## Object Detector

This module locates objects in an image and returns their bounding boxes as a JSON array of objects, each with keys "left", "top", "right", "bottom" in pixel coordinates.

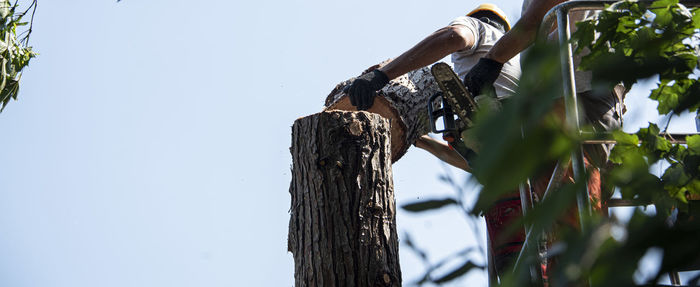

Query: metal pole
[
  {"left": 669, "top": 271, "right": 681, "bottom": 286},
  {"left": 487, "top": 232, "right": 498, "bottom": 286},
  {"left": 556, "top": 7, "right": 592, "bottom": 231},
  {"left": 519, "top": 181, "right": 544, "bottom": 284}
]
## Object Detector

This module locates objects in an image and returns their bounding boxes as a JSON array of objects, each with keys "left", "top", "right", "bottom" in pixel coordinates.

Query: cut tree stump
[
  {"left": 288, "top": 110, "right": 400, "bottom": 287},
  {"left": 325, "top": 65, "right": 439, "bottom": 162}
]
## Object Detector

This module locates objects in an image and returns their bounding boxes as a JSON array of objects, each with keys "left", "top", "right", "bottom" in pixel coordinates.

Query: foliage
[
  {"left": 575, "top": 0, "right": 700, "bottom": 217},
  {"left": 402, "top": 0, "right": 700, "bottom": 285},
  {"left": 0, "top": 0, "right": 37, "bottom": 113},
  {"left": 572, "top": 0, "right": 700, "bottom": 114},
  {"left": 401, "top": 166, "right": 487, "bottom": 285}
]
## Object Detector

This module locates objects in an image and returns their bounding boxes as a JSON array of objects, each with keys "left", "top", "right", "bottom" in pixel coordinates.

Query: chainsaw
[{"left": 428, "top": 62, "right": 479, "bottom": 167}]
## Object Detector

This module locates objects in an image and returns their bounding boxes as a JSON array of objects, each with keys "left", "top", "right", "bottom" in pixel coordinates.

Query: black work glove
[
  {"left": 463, "top": 58, "right": 504, "bottom": 98},
  {"left": 345, "top": 69, "right": 390, "bottom": 110}
]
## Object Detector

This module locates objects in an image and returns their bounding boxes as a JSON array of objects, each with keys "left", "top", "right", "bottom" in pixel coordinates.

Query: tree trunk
[
  {"left": 324, "top": 65, "right": 439, "bottom": 163},
  {"left": 288, "top": 110, "right": 401, "bottom": 287}
]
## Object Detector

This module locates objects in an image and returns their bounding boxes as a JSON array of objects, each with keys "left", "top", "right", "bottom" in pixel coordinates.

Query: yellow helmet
[{"left": 467, "top": 3, "right": 511, "bottom": 32}]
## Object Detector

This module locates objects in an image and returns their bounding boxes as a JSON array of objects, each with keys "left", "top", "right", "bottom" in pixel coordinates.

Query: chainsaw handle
[{"left": 427, "top": 91, "right": 457, "bottom": 134}]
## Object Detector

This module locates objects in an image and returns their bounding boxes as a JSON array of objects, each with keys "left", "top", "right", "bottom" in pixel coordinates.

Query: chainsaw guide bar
[{"left": 430, "top": 62, "right": 477, "bottom": 124}]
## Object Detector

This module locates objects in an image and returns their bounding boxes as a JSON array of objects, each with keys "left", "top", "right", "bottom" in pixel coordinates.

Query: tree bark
[
  {"left": 324, "top": 65, "right": 439, "bottom": 163},
  {"left": 288, "top": 111, "right": 400, "bottom": 287}
]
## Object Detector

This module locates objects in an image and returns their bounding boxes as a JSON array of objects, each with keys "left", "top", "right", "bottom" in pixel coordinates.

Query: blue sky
[{"left": 0, "top": 1, "right": 697, "bottom": 286}]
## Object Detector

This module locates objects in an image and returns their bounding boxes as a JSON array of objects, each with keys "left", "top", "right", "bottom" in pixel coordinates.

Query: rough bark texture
[
  {"left": 288, "top": 111, "right": 400, "bottom": 287},
  {"left": 324, "top": 65, "right": 440, "bottom": 163}
]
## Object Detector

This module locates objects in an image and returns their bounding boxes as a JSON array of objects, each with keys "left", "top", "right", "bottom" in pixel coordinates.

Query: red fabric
[{"left": 485, "top": 193, "right": 525, "bottom": 275}]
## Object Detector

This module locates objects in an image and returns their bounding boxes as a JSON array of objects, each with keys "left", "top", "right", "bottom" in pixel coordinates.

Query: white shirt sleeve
[{"left": 448, "top": 16, "right": 481, "bottom": 55}]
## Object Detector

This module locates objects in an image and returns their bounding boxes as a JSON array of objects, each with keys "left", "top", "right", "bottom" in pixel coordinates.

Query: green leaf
[
  {"left": 613, "top": 130, "right": 639, "bottom": 145},
  {"left": 609, "top": 144, "right": 637, "bottom": 164},
  {"left": 667, "top": 51, "right": 698, "bottom": 77},
  {"left": 688, "top": 135, "right": 700, "bottom": 155},
  {"left": 653, "top": 0, "right": 679, "bottom": 7},
  {"left": 572, "top": 20, "right": 596, "bottom": 54},
  {"left": 652, "top": 5, "right": 674, "bottom": 26},
  {"left": 687, "top": 179, "right": 700, "bottom": 195},
  {"left": 432, "top": 260, "right": 482, "bottom": 284},
  {"left": 0, "top": 0, "right": 36, "bottom": 114},
  {"left": 662, "top": 164, "right": 690, "bottom": 188},
  {"left": 402, "top": 233, "right": 428, "bottom": 262},
  {"left": 650, "top": 84, "right": 675, "bottom": 114},
  {"left": 401, "top": 198, "right": 458, "bottom": 212},
  {"left": 636, "top": 124, "right": 672, "bottom": 160}
]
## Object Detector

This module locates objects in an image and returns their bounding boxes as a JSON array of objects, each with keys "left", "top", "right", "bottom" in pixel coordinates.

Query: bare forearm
[
  {"left": 415, "top": 135, "right": 471, "bottom": 172},
  {"left": 380, "top": 26, "right": 473, "bottom": 79},
  {"left": 485, "top": 21, "right": 538, "bottom": 63}
]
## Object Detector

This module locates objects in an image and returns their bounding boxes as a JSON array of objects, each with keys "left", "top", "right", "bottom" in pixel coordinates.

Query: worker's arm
[
  {"left": 486, "top": 0, "right": 566, "bottom": 63},
  {"left": 378, "top": 25, "right": 475, "bottom": 79},
  {"left": 462, "top": 0, "right": 566, "bottom": 96},
  {"left": 414, "top": 135, "right": 472, "bottom": 172},
  {"left": 347, "top": 25, "right": 476, "bottom": 110}
]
